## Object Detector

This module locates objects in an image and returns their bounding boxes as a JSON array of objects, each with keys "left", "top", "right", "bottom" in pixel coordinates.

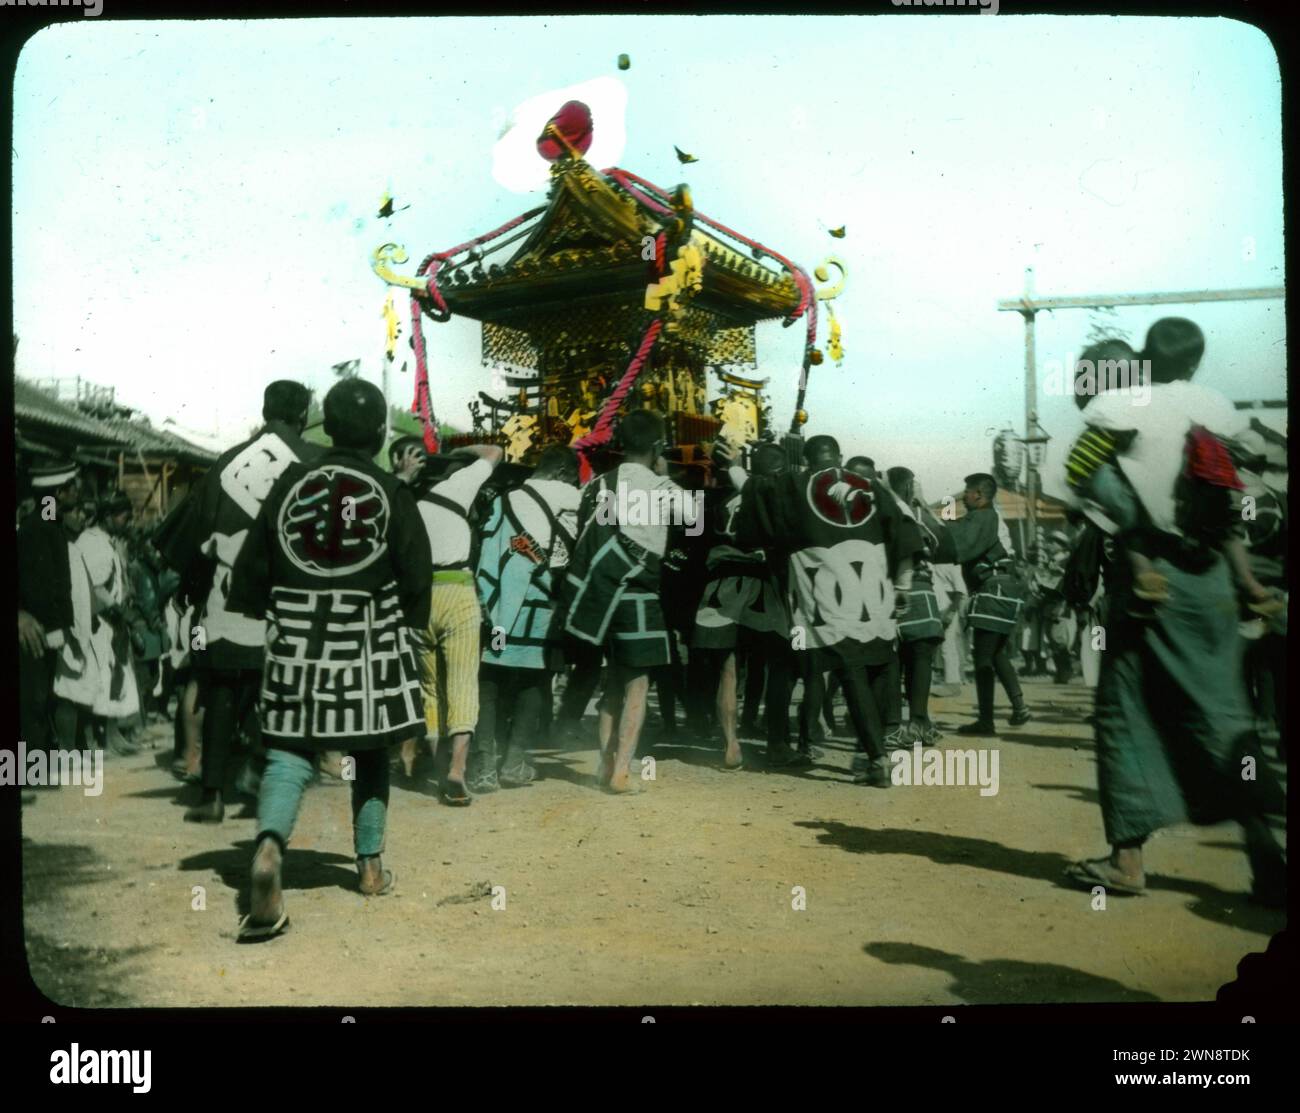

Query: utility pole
[
  {"left": 382, "top": 353, "right": 392, "bottom": 448},
  {"left": 1020, "top": 267, "right": 1038, "bottom": 557}
]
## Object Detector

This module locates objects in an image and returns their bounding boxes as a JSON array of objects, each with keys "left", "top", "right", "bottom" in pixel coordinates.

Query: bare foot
[
  {"left": 357, "top": 855, "right": 394, "bottom": 896},
  {"left": 398, "top": 737, "right": 417, "bottom": 778},
  {"left": 606, "top": 771, "right": 633, "bottom": 794},
  {"left": 249, "top": 836, "right": 284, "bottom": 925},
  {"left": 183, "top": 791, "right": 224, "bottom": 824},
  {"left": 597, "top": 750, "right": 615, "bottom": 787}
]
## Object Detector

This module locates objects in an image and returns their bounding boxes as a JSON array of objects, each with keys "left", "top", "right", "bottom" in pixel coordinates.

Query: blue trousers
[{"left": 257, "top": 746, "right": 389, "bottom": 858}]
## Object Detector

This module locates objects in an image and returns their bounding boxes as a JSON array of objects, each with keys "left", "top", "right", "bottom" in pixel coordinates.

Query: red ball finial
[{"left": 536, "top": 100, "right": 594, "bottom": 162}]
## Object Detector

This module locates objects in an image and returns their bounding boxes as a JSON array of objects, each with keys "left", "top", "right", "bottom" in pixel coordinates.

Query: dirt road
[{"left": 20, "top": 678, "right": 1284, "bottom": 1008}]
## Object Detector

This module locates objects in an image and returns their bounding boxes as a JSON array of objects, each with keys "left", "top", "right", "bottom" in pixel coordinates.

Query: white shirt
[
  {"left": 419, "top": 458, "right": 494, "bottom": 568},
  {"left": 1083, "top": 380, "right": 1246, "bottom": 534},
  {"left": 77, "top": 526, "right": 126, "bottom": 607},
  {"left": 589, "top": 461, "right": 682, "bottom": 558},
  {"left": 931, "top": 562, "right": 965, "bottom": 611}
]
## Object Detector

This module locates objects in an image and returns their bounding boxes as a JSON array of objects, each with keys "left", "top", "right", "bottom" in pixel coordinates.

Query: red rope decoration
[
  {"left": 603, "top": 167, "right": 820, "bottom": 431},
  {"left": 408, "top": 293, "right": 439, "bottom": 453},
  {"left": 570, "top": 317, "right": 665, "bottom": 483},
  {"left": 603, "top": 167, "right": 817, "bottom": 353},
  {"left": 407, "top": 205, "right": 546, "bottom": 453}
]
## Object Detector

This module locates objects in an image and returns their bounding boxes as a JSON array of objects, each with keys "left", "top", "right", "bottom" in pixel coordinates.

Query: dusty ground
[{"left": 20, "top": 677, "right": 1286, "bottom": 1008}]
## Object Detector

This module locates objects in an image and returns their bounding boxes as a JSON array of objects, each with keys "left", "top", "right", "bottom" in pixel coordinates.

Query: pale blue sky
[{"left": 12, "top": 15, "right": 1285, "bottom": 496}]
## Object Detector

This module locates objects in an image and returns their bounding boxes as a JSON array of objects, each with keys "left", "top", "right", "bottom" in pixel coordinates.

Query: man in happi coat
[
  {"left": 227, "top": 379, "right": 432, "bottom": 941},
  {"left": 736, "top": 435, "right": 924, "bottom": 788},
  {"left": 692, "top": 440, "right": 794, "bottom": 770},
  {"left": 564, "top": 410, "right": 681, "bottom": 794},
  {"left": 409, "top": 442, "right": 502, "bottom": 802},
  {"left": 471, "top": 445, "right": 580, "bottom": 792},
  {"left": 884, "top": 467, "right": 948, "bottom": 746},
  {"left": 930, "top": 472, "right": 1032, "bottom": 735},
  {"left": 158, "top": 380, "right": 321, "bottom": 823}
]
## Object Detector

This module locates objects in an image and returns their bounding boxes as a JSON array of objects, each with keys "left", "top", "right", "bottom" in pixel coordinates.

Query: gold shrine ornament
[
  {"left": 382, "top": 292, "right": 401, "bottom": 360},
  {"left": 644, "top": 241, "right": 705, "bottom": 314},
  {"left": 370, "top": 243, "right": 430, "bottom": 292},
  {"left": 714, "top": 394, "right": 760, "bottom": 447},
  {"left": 500, "top": 413, "right": 538, "bottom": 463},
  {"left": 826, "top": 303, "right": 843, "bottom": 364}
]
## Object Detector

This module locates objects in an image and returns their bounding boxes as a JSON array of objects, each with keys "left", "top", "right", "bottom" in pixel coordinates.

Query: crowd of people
[
  {"left": 15, "top": 316, "right": 1287, "bottom": 941},
  {"left": 18, "top": 480, "right": 187, "bottom": 760}
]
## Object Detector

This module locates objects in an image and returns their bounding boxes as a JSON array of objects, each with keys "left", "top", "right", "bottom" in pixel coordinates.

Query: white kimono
[
  {"left": 52, "top": 542, "right": 104, "bottom": 709},
  {"left": 76, "top": 526, "right": 141, "bottom": 719}
]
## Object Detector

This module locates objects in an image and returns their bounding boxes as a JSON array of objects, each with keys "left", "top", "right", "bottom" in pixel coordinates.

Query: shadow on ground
[
  {"left": 795, "top": 819, "right": 1282, "bottom": 933},
  {"left": 179, "top": 841, "right": 356, "bottom": 916},
  {"left": 22, "top": 839, "right": 158, "bottom": 1008},
  {"left": 863, "top": 941, "right": 1161, "bottom": 1004},
  {"left": 26, "top": 930, "right": 157, "bottom": 1009}
]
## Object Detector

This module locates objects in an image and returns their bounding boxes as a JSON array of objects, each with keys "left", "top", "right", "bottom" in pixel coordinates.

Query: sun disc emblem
[
  {"left": 807, "top": 468, "right": 875, "bottom": 528},
  {"left": 278, "top": 465, "right": 390, "bottom": 575}
]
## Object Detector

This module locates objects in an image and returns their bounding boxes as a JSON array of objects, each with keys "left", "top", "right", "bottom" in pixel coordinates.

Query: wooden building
[{"left": 14, "top": 377, "right": 216, "bottom": 522}]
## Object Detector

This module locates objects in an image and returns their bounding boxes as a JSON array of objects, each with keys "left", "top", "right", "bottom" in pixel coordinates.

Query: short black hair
[
  {"left": 844, "top": 455, "right": 875, "bottom": 478},
  {"left": 619, "top": 409, "right": 666, "bottom": 456},
  {"left": 1074, "top": 339, "right": 1137, "bottom": 410},
  {"left": 964, "top": 472, "right": 998, "bottom": 501},
  {"left": 533, "top": 444, "right": 579, "bottom": 484},
  {"left": 263, "top": 380, "right": 313, "bottom": 425},
  {"left": 885, "top": 466, "right": 914, "bottom": 497},
  {"left": 751, "top": 442, "right": 787, "bottom": 477},
  {"left": 1140, "top": 317, "right": 1204, "bottom": 384},
  {"left": 805, "top": 435, "right": 841, "bottom": 467},
  {"left": 324, "top": 379, "right": 387, "bottom": 453}
]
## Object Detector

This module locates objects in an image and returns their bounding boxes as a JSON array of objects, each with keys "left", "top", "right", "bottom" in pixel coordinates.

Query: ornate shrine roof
[{"left": 431, "top": 158, "right": 802, "bottom": 326}]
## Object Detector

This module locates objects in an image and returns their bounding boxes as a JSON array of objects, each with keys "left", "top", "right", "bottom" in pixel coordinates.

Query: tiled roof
[
  {"left": 95, "top": 415, "right": 218, "bottom": 463},
  {"left": 13, "top": 378, "right": 217, "bottom": 463},
  {"left": 14, "top": 377, "right": 124, "bottom": 443}
]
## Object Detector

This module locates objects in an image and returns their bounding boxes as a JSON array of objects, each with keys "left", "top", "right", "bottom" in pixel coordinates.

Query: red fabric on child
[{"left": 1183, "top": 425, "right": 1244, "bottom": 490}]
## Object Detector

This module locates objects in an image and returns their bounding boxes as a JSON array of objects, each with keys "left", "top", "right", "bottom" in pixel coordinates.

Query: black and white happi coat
[
  {"left": 692, "top": 484, "right": 789, "bottom": 648},
  {"left": 737, "top": 465, "right": 924, "bottom": 665},
  {"left": 227, "top": 446, "right": 433, "bottom": 752},
  {"left": 160, "top": 420, "right": 322, "bottom": 672}
]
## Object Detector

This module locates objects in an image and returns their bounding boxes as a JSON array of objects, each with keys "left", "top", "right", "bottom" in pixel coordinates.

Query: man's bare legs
[
  {"left": 597, "top": 690, "right": 619, "bottom": 786},
  {"left": 447, "top": 731, "right": 471, "bottom": 785},
  {"left": 398, "top": 736, "right": 419, "bottom": 778},
  {"left": 717, "top": 651, "right": 743, "bottom": 768},
  {"left": 180, "top": 677, "right": 203, "bottom": 779},
  {"left": 608, "top": 672, "right": 649, "bottom": 793}
]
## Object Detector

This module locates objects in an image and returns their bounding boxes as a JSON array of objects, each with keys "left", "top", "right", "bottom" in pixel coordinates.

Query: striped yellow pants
[{"left": 420, "top": 576, "right": 482, "bottom": 739}]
